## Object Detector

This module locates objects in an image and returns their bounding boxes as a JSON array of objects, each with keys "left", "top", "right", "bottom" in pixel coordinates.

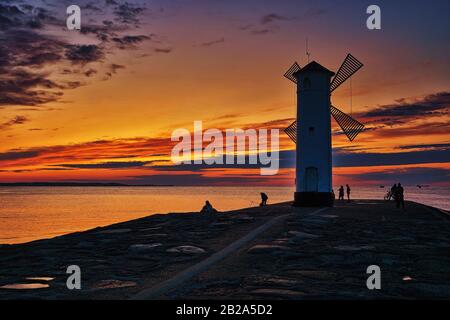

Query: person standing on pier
[
  {"left": 395, "top": 183, "right": 405, "bottom": 210},
  {"left": 260, "top": 192, "right": 268, "bottom": 206},
  {"left": 389, "top": 184, "right": 397, "bottom": 200},
  {"left": 346, "top": 184, "right": 351, "bottom": 202},
  {"left": 338, "top": 186, "right": 344, "bottom": 200}
]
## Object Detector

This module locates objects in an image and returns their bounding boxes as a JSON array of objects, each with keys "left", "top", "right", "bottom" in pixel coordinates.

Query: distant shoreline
[{"left": 0, "top": 182, "right": 174, "bottom": 187}]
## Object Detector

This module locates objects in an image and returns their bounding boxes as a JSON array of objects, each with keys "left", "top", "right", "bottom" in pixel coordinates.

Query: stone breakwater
[{"left": 0, "top": 200, "right": 449, "bottom": 299}]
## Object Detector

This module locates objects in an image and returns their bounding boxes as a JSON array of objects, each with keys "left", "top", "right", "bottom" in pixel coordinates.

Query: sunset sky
[{"left": 0, "top": 0, "right": 449, "bottom": 186}]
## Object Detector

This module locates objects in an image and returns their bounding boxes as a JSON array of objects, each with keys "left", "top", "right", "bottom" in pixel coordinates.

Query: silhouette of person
[
  {"left": 389, "top": 184, "right": 397, "bottom": 200},
  {"left": 346, "top": 184, "right": 351, "bottom": 202},
  {"left": 395, "top": 183, "right": 405, "bottom": 210},
  {"left": 338, "top": 186, "right": 344, "bottom": 200},
  {"left": 201, "top": 200, "right": 217, "bottom": 214},
  {"left": 260, "top": 192, "right": 268, "bottom": 206},
  {"left": 331, "top": 189, "right": 336, "bottom": 200}
]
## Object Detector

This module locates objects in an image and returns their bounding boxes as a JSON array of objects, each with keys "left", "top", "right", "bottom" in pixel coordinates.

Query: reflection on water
[{"left": 0, "top": 186, "right": 448, "bottom": 244}]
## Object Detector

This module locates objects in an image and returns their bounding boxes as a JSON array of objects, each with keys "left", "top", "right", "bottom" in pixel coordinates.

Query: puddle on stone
[
  {"left": 319, "top": 215, "right": 339, "bottom": 218},
  {"left": 26, "top": 277, "right": 54, "bottom": 281},
  {"left": 0, "top": 283, "right": 49, "bottom": 289},
  {"left": 92, "top": 279, "right": 137, "bottom": 290}
]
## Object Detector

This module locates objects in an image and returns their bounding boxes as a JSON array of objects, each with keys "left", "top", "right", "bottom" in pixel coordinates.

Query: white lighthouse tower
[
  {"left": 283, "top": 54, "right": 365, "bottom": 207},
  {"left": 294, "top": 62, "right": 335, "bottom": 206}
]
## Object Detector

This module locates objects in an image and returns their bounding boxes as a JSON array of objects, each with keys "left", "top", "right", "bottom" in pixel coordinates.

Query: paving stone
[
  {"left": 250, "top": 288, "right": 305, "bottom": 298},
  {"left": 247, "top": 244, "right": 290, "bottom": 254},
  {"left": 75, "top": 241, "right": 95, "bottom": 248},
  {"left": 128, "top": 243, "right": 162, "bottom": 253},
  {"left": 96, "top": 228, "right": 132, "bottom": 234},
  {"left": 288, "top": 231, "right": 320, "bottom": 239},
  {"left": 166, "top": 246, "right": 206, "bottom": 254},
  {"left": 288, "top": 270, "right": 336, "bottom": 280},
  {"left": 91, "top": 280, "right": 137, "bottom": 290},
  {"left": 410, "top": 283, "right": 450, "bottom": 296},
  {"left": 334, "top": 245, "right": 375, "bottom": 251}
]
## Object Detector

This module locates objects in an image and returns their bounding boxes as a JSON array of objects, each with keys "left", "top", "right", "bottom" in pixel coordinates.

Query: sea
[{"left": 0, "top": 186, "right": 448, "bottom": 244}]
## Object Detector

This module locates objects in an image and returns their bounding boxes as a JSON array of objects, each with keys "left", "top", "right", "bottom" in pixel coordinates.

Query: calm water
[{"left": 0, "top": 186, "right": 448, "bottom": 244}]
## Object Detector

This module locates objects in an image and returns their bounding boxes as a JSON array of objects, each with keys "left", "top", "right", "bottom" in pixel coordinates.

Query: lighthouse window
[{"left": 304, "top": 78, "right": 311, "bottom": 88}]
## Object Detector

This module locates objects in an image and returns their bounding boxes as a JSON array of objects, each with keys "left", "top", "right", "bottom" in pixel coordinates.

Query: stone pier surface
[{"left": 0, "top": 200, "right": 449, "bottom": 299}]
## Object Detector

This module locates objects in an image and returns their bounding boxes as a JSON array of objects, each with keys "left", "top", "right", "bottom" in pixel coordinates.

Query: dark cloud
[
  {"left": 370, "top": 121, "right": 449, "bottom": 138},
  {"left": 0, "top": 1, "right": 152, "bottom": 107},
  {"left": 54, "top": 161, "right": 151, "bottom": 169},
  {"left": 114, "top": 2, "right": 145, "bottom": 24},
  {"left": 150, "top": 163, "right": 265, "bottom": 172},
  {"left": 0, "top": 135, "right": 174, "bottom": 167},
  {"left": 0, "top": 150, "right": 39, "bottom": 161},
  {"left": 81, "top": 3, "right": 101, "bottom": 12},
  {"left": 333, "top": 148, "right": 450, "bottom": 167},
  {"left": 65, "top": 45, "right": 105, "bottom": 64},
  {"left": 110, "top": 63, "right": 125, "bottom": 73},
  {"left": 239, "top": 11, "right": 301, "bottom": 36},
  {"left": 84, "top": 68, "right": 98, "bottom": 77},
  {"left": 0, "top": 69, "right": 64, "bottom": 106},
  {"left": 261, "top": 13, "right": 290, "bottom": 24},
  {"left": 346, "top": 167, "right": 450, "bottom": 185},
  {"left": 103, "top": 63, "right": 125, "bottom": 79},
  {"left": 251, "top": 28, "right": 274, "bottom": 35},
  {"left": 199, "top": 37, "right": 225, "bottom": 47},
  {"left": 129, "top": 173, "right": 268, "bottom": 186},
  {"left": 79, "top": 24, "right": 113, "bottom": 42},
  {"left": 0, "top": 115, "right": 29, "bottom": 130},
  {"left": 0, "top": 7, "right": 73, "bottom": 106},
  {"left": 24, "top": 52, "right": 62, "bottom": 67},
  {"left": 154, "top": 47, "right": 172, "bottom": 53},
  {"left": 363, "top": 92, "right": 450, "bottom": 120},
  {"left": 398, "top": 143, "right": 450, "bottom": 150},
  {"left": 112, "top": 35, "right": 151, "bottom": 49},
  {"left": 275, "top": 147, "right": 450, "bottom": 169},
  {"left": 0, "top": 3, "right": 60, "bottom": 30},
  {"left": 306, "top": 8, "right": 327, "bottom": 17}
]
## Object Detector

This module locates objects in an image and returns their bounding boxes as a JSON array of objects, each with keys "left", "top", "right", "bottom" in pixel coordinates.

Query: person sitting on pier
[
  {"left": 201, "top": 200, "right": 217, "bottom": 214},
  {"left": 346, "top": 184, "right": 351, "bottom": 202},
  {"left": 260, "top": 192, "right": 268, "bottom": 206},
  {"left": 338, "top": 186, "right": 344, "bottom": 200}
]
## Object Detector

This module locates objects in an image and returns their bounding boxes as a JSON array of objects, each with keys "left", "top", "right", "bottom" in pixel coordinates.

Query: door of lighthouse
[{"left": 305, "top": 167, "right": 318, "bottom": 192}]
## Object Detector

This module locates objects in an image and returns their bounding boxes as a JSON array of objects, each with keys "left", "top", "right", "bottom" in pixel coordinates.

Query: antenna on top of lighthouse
[{"left": 306, "top": 38, "right": 311, "bottom": 63}]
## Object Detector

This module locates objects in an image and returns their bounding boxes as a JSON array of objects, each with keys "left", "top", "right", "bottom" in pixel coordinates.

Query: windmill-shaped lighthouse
[{"left": 283, "top": 54, "right": 365, "bottom": 206}]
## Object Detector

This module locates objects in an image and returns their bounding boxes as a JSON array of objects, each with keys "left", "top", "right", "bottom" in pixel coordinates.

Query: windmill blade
[
  {"left": 330, "top": 54, "right": 363, "bottom": 92},
  {"left": 331, "top": 105, "right": 364, "bottom": 141},
  {"left": 283, "top": 62, "right": 301, "bottom": 83},
  {"left": 284, "top": 120, "right": 297, "bottom": 143}
]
